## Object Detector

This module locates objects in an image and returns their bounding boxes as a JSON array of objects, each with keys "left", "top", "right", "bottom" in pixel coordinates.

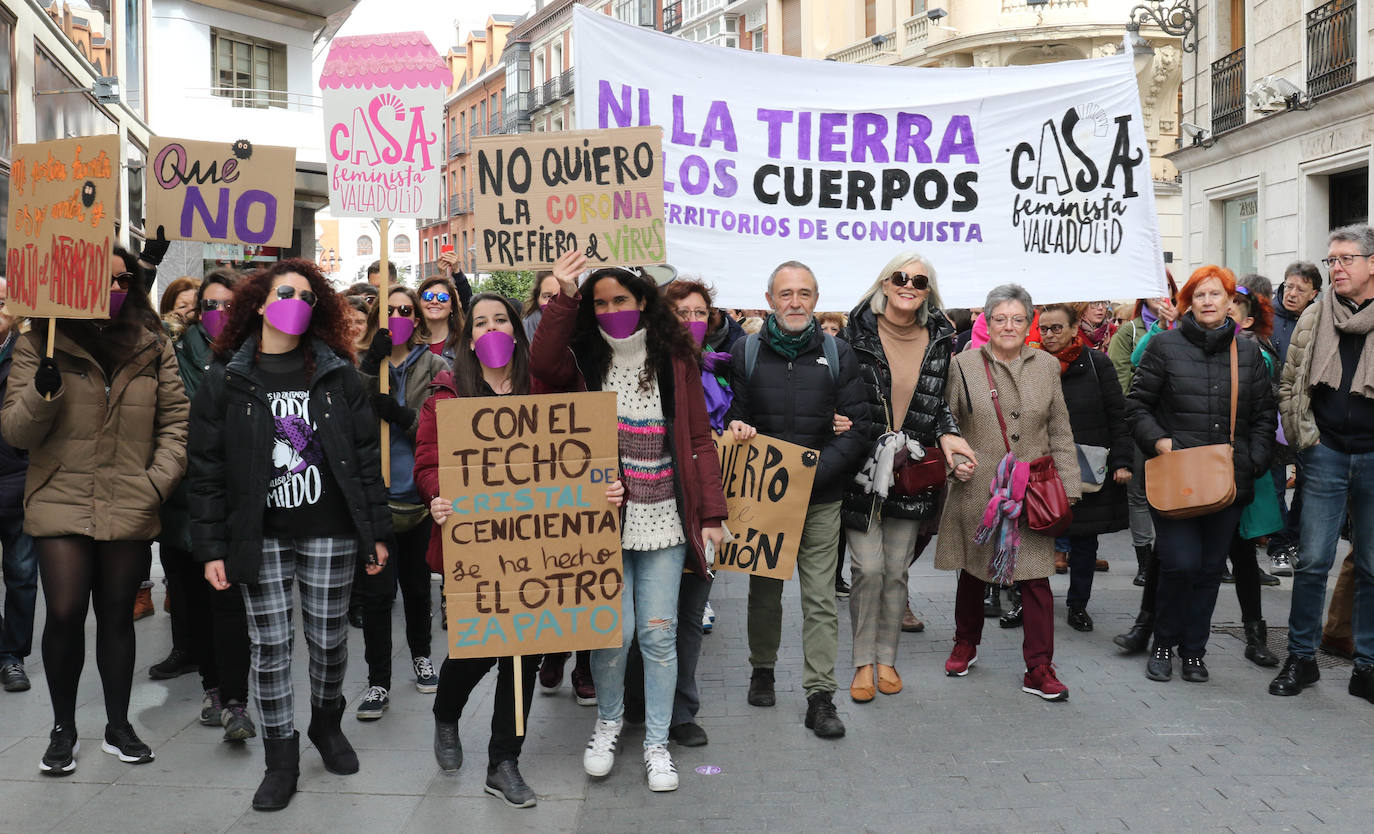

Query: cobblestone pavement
[{"left": 1, "top": 530, "right": 1370, "bottom": 833}]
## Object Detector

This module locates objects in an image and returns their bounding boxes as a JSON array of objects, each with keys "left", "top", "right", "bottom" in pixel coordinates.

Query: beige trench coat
[{"left": 935, "top": 345, "right": 1080, "bottom": 582}]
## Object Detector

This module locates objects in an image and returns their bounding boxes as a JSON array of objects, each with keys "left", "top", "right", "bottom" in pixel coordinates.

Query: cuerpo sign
[{"left": 573, "top": 6, "right": 1167, "bottom": 309}]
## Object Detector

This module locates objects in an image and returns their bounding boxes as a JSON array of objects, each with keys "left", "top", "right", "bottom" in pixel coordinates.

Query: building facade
[{"left": 1170, "top": 0, "right": 1370, "bottom": 278}]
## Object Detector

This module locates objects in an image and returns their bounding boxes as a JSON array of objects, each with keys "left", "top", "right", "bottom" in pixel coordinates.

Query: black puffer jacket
[
  {"left": 1126, "top": 313, "right": 1275, "bottom": 506},
  {"left": 727, "top": 322, "right": 880, "bottom": 504},
  {"left": 1059, "top": 347, "right": 1132, "bottom": 536},
  {"left": 840, "top": 305, "right": 959, "bottom": 531},
  {"left": 189, "top": 335, "right": 393, "bottom": 583}
]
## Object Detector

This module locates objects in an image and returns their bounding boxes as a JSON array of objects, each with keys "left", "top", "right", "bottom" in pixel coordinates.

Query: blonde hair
[{"left": 860, "top": 252, "right": 943, "bottom": 325}]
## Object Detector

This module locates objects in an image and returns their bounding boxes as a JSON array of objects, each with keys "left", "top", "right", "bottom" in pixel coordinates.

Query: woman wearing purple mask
[
  {"left": 1, "top": 246, "right": 189, "bottom": 776},
  {"left": 529, "top": 252, "right": 728, "bottom": 793},
  {"left": 188, "top": 260, "right": 391, "bottom": 812},
  {"left": 154, "top": 266, "right": 257, "bottom": 741},
  {"left": 351, "top": 286, "right": 448, "bottom": 720}
]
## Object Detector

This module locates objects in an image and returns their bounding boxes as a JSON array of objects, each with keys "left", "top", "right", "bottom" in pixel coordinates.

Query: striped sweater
[{"left": 604, "top": 328, "right": 686, "bottom": 552}]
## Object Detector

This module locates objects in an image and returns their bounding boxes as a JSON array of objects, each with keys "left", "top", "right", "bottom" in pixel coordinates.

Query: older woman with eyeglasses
[
  {"left": 1077, "top": 300, "right": 1118, "bottom": 351},
  {"left": 936, "top": 284, "right": 1079, "bottom": 701},
  {"left": 840, "top": 253, "right": 974, "bottom": 702}
]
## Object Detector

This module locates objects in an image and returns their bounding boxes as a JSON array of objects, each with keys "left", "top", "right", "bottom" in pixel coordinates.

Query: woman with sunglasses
[
  {"left": 418, "top": 276, "right": 468, "bottom": 360},
  {"left": 152, "top": 268, "right": 257, "bottom": 740},
  {"left": 840, "top": 254, "right": 973, "bottom": 702},
  {"left": 189, "top": 260, "right": 392, "bottom": 812},
  {"left": 351, "top": 287, "right": 449, "bottom": 720},
  {"left": 530, "top": 251, "right": 727, "bottom": 793},
  {"left": 1, "top": 247, "right": 189, "bottom": 774}
]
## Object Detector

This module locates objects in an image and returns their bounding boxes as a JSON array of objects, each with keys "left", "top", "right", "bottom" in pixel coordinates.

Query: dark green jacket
[{"left": 159, "top": 323, "right": 216, "bottom": 550}]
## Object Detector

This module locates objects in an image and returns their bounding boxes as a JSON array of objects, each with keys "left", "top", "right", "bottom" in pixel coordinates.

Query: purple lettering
[
  {"left": 937, "top": 115, "right": 979, "bottom": 164},
  {"left": 756, "top": 109, "right": 794, "bottom": 159},
  {"left": 817, "top": 113, "right": 846, "bottom": 163},
  {"left": 700, "top": 100, "right": 738, "bottom": 151},
  {"left": 852, "top": 113, "right": 889, "bottom": 163},
  {"left": 895, "top": 113, "right": 933, "bottom": 163}
]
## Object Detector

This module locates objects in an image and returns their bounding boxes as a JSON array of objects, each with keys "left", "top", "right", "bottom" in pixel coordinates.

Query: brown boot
[
  {"left": 1054, "top": 550, "right": 1069, "bottom": 574},
  {"left": 133, "top": 586, "right": 154, "bottom": 621},
  {"left": 901, "top": 604, "right": 924, "bottom": 633}
]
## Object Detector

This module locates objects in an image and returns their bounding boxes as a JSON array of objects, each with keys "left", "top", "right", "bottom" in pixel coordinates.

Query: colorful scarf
[
  {"left": 1047, "top": 332, "right": 1085, "bottom": 375},
  {"left": 974, "top": 452, "right": 1029, "bottom": 584},
  {"left": 1079, "top": 317, "right": 1116, "bottom": 350},
  {"left": 764, "top": 314, "right": 816, "bottom": 361}
]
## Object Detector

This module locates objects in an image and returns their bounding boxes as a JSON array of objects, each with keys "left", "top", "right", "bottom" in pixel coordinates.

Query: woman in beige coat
[
  {"left": 936, "top": 284, "right": 1079, "bottom": 700},
  {"left": 0, "top": 247, "right": 189, "bottom": 775}
]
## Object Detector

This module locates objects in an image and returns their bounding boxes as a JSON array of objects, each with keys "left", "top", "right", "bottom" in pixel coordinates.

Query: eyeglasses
[
  {"left": 1040, "top": 323, "right": 1068, "bottom": 334},
  {"left": 388, "top": 304, "right": 415, "bottom": 317},
  {"left": 421, "top": 290, "right": 451, "bottom": 303},
  {"left": 1321, "top": 254, "right": 1370, "bottom": 269},
  {"left": 113, "top": 271, "right": 134, "bottom": 290},
  {"left": 201, "top": 299, "right": 233, "bottom": 312},
  {"left": 989, "top": 316, "right": 1029, "bottom": 328},
  {"left": 1086, "top": 300, "right": 1110, "bottom": 308},
  {"left": 888, "top": 271, "right": 929, "bottom": 290},
  {"left": 275, "top": 285, "right": 317, "bottom": 307}
]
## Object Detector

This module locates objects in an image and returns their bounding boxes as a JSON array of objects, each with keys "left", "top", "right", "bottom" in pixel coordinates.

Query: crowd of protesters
[{"left": 1, "top": 224, "right": 1372, "bottom": 810}]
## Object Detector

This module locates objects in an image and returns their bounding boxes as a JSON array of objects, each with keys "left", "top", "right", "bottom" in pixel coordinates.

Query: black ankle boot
[
  {"left": 1113, "top": 612, "right": 1153, "bottom": 653},
  {"left": 1243, "top": 620, "right": 1280, "bottom": 667},
  {"left": 252, "top": 732, "right": 299, "bottom": 812},
  {"left": 307, "top": 696, "right": 359, "bottom": 775},
  {"left": 999, "top": 585, "right": 1023, "bottom": 629},
  {"left": 983, "top": 585, "right": 1002, "bottom": 618},
  {"left": 1132, "top": 545, "right": 1152, "bottom": 587}
]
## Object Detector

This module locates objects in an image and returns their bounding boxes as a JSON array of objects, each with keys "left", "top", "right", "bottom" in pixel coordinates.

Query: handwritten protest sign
[
  {"left": 472, "top": 127, "right": 665, "bottom": 270},
  {"left": 438, "top": 392, "right": 624, "bottom": 659},
  {"left": 712, "top": 433, "right": 818, "bottom": 581},
  {"left": 320, "top": 32, "right": 447, "bottom": 218},
  {"left": 146, "top": 138, "right": 296, "bottom": 246},
  {"left": 4, "top": 136, "right": 119, "bottom": 319}
]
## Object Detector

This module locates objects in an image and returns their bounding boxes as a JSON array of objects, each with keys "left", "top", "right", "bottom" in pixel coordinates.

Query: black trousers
[
  {"left": 1137, "top": 531, "right": 1263, "bottom": 625},
  {"left": 1151, "top": 505, "right": 1243, "bottom": 657},
  {"left": 433, "top": 654, "right": 541, "bottom": 767},
  {"left": 160, "top": 545, "right": 250, "bottom": 702},
  {"left": 625, "top": 570, "right": 712, "bottom": 726},
  {"left": 355, "top": 520, "right": 434, "bottom": 689}
]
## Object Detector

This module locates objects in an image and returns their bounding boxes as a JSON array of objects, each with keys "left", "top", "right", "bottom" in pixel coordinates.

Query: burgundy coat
[{"left": 529, "top": 292, "right": 728, "bottom": 577}]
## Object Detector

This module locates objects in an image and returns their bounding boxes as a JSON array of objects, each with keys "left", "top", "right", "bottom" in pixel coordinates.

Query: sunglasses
[
  {"left": 113, "top": 271, "right": 135, "bottom": 290},
  {"left": 201, "top": 298, "right": 233, "bottom": 311},
  {"left": 388, "top": 304, "right": 415, "bottom": 317},
  {"left": 275, "top": 285, "right": 317, "bottom": 307},
  {"left": 888, "top": 271, "right": 929, "bottom": 290},
  {"left": 421, "top": 290, "right": 451, "bottom": 303}
]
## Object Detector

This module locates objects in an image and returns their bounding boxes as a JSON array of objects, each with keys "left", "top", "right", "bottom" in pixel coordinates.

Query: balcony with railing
[
  {"left": 489, "top": 115, "right": 503, "bottom": 135},
  {"left": 1307, "top": 0, "right": 1356, "bottom": 98},
  {"left": 829, "top": 14, "right": 929, "bottom": 65},
  {"left": 560, "top": 69, "right": 574, "bottom": 95},
  {"left": 1211, "top": 47, "right": 1246, "bottom": 136},
  {"left": 448, "top": 134, "right": 464, "bottom": 158},
  {"left": 541, "top": 76, "right": 559, "bottom": 107},
  {"left": 664, "top": 2, "right": 682, "bottom": 34}
]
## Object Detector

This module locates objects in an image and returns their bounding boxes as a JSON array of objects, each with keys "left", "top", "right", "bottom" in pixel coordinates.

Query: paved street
[{"left": 0, "top": 529, "right": 1370, "bottom": 833}]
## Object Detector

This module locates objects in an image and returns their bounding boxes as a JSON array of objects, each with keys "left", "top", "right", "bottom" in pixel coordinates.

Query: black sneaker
[
  {"left": 1180, "top": 656, "right": 1209, "bottom": 683},
  {"left": 485, "top": 760, "right": 537, "bottom": 808},
  {"left": 102, "top": 723, "right": 154, "bottom": 764},
  {"left": 356, "top": 685, "right": 389, "bottom": 721},
  {"left": 1, "top": 663, "right": 31, "bottom": 692},
  {"left": 413, "top": 656, "right": 439, "bottom": 694},
  {"left": 1146, "top": 644, "right": 1173, "bottom": 682},
  {"left": 804, "top": 691, "right": 845, "bottom": 739},
  {"left": 1066, "top": 606, "right": 1093, "bottom": 632},
  {"left": 668, "top": 721, "right": 709, "bottom": 747},
  {"left": 747, "top": 668, "right": 776, "bottom": 707},
  {"left": 1269, "top": 655, "right": 1320, "bottom": 696},
  {"left": 1349, "top": 665, "right": 1374, "bottom": 704},
  {"left": 148, "top": 648, "right": 197, "bottom": 680},
  {"left": 347, "top": 604, "right": 364, "bottom": 629},
  {"left": 834, "top": 577, "right": 850, "bottom": 598},
  {"left": 1219, "top": 568, "right": 1235, "bottom": 584},
  {"left": 434, "top": 719, "right": 462, "bottom": 772},
  {"left": 1257, "top": 570, "right": 1281, "bottom": 587},
  {"left": 40, "top": 725, "right": 78, "bottom": 776}
]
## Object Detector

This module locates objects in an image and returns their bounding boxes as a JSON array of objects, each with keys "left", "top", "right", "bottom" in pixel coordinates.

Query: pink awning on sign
[{"left": 319, "top": 31, "right": 449, "bottom": 90}]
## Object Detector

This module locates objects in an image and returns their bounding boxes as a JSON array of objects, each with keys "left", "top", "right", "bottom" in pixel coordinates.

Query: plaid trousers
[{"left": 240, "top": 536, "right": 357, "bottom": 738}]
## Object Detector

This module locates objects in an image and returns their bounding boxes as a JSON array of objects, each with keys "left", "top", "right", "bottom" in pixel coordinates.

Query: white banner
[{"left": 573, "top": 7, "right": 1167, "bottom": 310}]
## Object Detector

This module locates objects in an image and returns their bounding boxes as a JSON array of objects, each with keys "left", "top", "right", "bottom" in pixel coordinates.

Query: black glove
[
  {"left": 34, "top": 357, "right": 62, "bottom": 397},
  {"left": 359, "top": 329, "right": 391, "bottom": 375},
  {"left": 140, "top": 225, "right": 170, "bottom": 267},
  {"left": 371, "top": 393, "right": 416, "bottom": 427}
]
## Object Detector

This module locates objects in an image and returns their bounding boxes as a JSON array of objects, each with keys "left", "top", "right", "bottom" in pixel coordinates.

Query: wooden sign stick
[
  {"left": 43, "top": 319, "right": 56, "bottom": 402},
  {"left": 378, "top": 217, "right": 391, "bottom": 487},
  {"left": 513, "top": 654, "right": 525, "bottom": 737}
]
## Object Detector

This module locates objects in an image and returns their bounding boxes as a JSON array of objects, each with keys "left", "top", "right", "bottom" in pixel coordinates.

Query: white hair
[{"left": 858, "top": 252, "right": 944, "bottom": 325}]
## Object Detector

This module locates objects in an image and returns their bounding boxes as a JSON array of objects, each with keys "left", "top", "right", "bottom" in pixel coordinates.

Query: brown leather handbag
[
  {"left": 1144, "top": 340, "right": 1238, "bottom": 519},
  {"left": 982, "top": 356, "right": 1073, "bottom": 537}
]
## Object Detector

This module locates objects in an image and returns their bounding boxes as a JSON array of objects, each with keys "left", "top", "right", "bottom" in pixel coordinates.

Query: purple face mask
[
  {"left": 201, "top": 309, "right": 227, "bottom": 339},
  {"left": 597, "top": 309, "right": 641, "bottom": 339},
  {"left": 473, "top": 330, "right": 516, "bottom": 368},
  {"left": 388, "top": 317, "right": 415, "bottom": 346},
  {"left": 264, "top": 298, "right": 312, "bottom": 336},
  {"left": 108, "top": 290, "right": 127, "bottom": 319},
  {"left": 686, "top": 320, "right": 708, "bottom": 345}
]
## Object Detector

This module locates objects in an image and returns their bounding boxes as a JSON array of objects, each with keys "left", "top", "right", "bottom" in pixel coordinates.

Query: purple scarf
[{"left": 974, "top": 452, "right": 1029, "bottom": 584}]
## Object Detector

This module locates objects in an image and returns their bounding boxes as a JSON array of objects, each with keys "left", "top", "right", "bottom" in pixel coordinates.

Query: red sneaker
[
  {"left": 571, "top": 666, "right": 597, "bottom": 706},
  {"left": 538, "top": 652, "right": 568, "bottom": 693},
  {"left": 944, "top": 641, "right": 978, "bottom": 677},
  {"left": 1023, "top": 664, "right": 1069, "bottom": 701}
]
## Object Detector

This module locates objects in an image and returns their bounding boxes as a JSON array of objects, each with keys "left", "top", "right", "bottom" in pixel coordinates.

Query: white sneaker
[
  {"left": 1271, "top": 549, "right": 1295, "bottom": 577},
  {"left": 702, "top": 602, "right": 715, "bottom": 633},
  {"left": 643, "top": 743, "right": 679, "bottom": 792},
  {"left": 582, "top": 719, "right": 621, "bottom": 777}
]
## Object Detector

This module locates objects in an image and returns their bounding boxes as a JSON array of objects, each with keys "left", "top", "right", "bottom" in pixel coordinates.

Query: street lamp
[{"left": 1126, "top": 1, "right": 1198, "bottom": 53}]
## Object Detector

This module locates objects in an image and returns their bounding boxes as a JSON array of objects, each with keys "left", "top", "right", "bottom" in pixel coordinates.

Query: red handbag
[
  {"left": 892, "top": 445, "right": 947, "bottom": 497},
  {"left": 982, "top": 357, "right": 1072, "bottom": 537}
]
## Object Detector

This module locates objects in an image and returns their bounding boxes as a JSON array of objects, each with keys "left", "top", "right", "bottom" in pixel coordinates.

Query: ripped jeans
[{"left": 590, "top": 544, "right": 685, "bottom": 747}]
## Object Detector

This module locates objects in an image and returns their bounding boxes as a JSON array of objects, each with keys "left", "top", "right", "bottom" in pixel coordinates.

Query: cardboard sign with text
[
  {"left": 712, "top": 432, "right": 819, "bottom": 581},
  {"left": 473, "top": 126, "right": 665, "bottom": 270},
  {"left": 439, "top": 392, "right": 624, "bottom": 659},
  {"left": 146, "top": 138, "right": 296, "bottom": 246},
  {"left": 4, "top": 136, "right": 119, "bottom": 318}
]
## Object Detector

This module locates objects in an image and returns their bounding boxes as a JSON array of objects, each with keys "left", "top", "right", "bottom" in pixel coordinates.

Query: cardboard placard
[
  {"left": 472, "top": 126, "right": 665, "bottom": 270},
  {"left": 712, "top": 432, "right": 819, "bottom": 581},
  {"left": 438, "top": 392, "right": 624, "bottom": 659},
  {"left": 4, "top": 136, "right": 119, "bottom": 319},
  {"left": 146, "top": 138, "right": 296, "bottom": 246}
]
